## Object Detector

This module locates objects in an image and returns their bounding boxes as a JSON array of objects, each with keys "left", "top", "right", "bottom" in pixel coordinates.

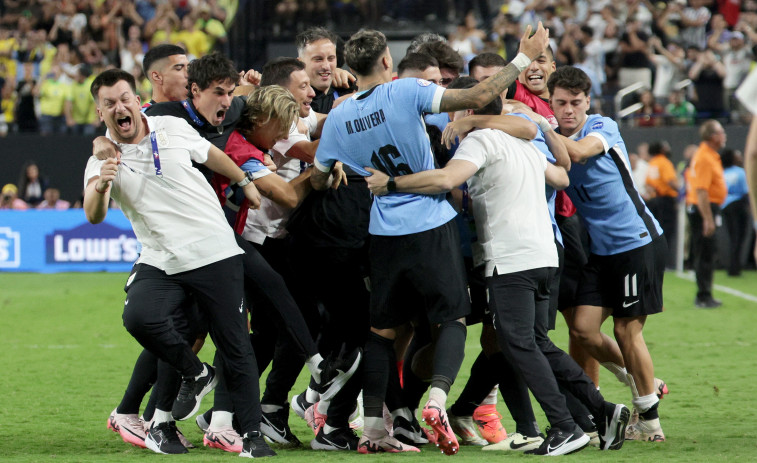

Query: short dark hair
[
  {"left": 414, "top": 41, "right": 464, "bottom": 73},
  {"left": 142, "top": 44, "right": 186, "bottom": 80},
  {"left": 344, "top": 29, "right": 387, "bottom": 76},
  {"left": 448, "top": 76, "right": 502, "bottom": 116},
  {"left": 468, "top": 53, "right": 506, "bottom": 76},
  {"left": 397, "top": 53, "right": 439, "bottom": 77},
  {"left": 547, "top": 66, "right": 592, "bottom": 97},
  {"left": 187, "top": 52, "right": 239, "bottom": 98},
  {"left": 261, "top": 57, "right": 306, "bottom": 87},
  {"left": 720, "top": 148, "right": 736, "bottom": 168},
  {"left": 649, "top": 141, "right": 670, "bottom": 158},
  {"left": 296, "top": 27, "right": 338, "bottom": 56},
  {"left": 90, "top": 68, "right": 137, "bottom": 102}
]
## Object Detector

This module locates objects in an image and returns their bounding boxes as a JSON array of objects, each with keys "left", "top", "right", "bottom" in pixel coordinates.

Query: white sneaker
[
  {"left": 482, "top": 432, "right": 543, "bottom": 452},
  {"left": 625, "top": 418, "right": 665, "bottom": 442},
  {"left": 449, "top": 414, "right": 488, "bottom": 446}
]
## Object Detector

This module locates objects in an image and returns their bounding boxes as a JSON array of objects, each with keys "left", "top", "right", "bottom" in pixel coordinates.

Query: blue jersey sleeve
[
  {"left": 584, "top": 116, "right": 622, "bottom": 155},
  {"left": 510, "top": 112, "right": 556, "bottom": 164}
]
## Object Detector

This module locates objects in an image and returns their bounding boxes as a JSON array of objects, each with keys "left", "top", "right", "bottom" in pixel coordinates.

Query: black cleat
[
  {"left": 260, "top": 405, "right": 302, "bottom": 448},
  {"left": 310, "top": 427, "right": 360, "bottom": 450},
  {"left": 315, "top": 348, "right": 362, "bottom": 402},
  {"left": 598, "top": 402, "right": 630, "bottom": 451},
  {"left": 240, "top": 431, "right": 277, "bottom": 458},
  {"left": 145, "top": 421, "right": 189, "bottom": 454}
]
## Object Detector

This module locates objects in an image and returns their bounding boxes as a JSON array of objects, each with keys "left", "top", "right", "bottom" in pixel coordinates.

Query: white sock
[
  {"left": 390, "top": 406, "right": 413, "bottom": 422},
  {"left": 363, "top": 416, "right": 388, "bottom": 440},
  {"left": 481, "top": 385, "right": 498, "bottom": 406},
  {"left": 194, "top": 363, "right": 208, "bottom": 381},
  {"left": 632, "top": 393, "right": 658, "bottom": 414},
  {"left": 317, "top": 400, "right": 330, "bottom": 415},
  {"left": 305, "top": 387, "right": 320, "bottom": 404},
  {"left": 428, "top": 387, "right": 448, "bottom": 407},
  {"left": 601, "top": 362, "right": 629, "bottom": 386},
  {"left": 152, "top": 409, "right": 173, "bottom": 425},
  {"left": 306, "top": 354, "right": 324, "bottom": 383},
  {"left": 261, "top": 404, "right": 282, "bottom": 414},
  {"left": 209, "top": 410, "right": 234, "bottom": 429}
]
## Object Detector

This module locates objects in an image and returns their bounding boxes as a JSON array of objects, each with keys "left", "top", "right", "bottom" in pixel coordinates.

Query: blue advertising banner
[{"left": 0, "top": 210, "right": 138, "bottom": 273}]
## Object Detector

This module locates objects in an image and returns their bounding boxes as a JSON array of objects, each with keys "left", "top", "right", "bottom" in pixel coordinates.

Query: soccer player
[
  {"left": 84, "top": 68, "right": 266, "bottom": 457},
  {"left": 310, "top": 25, "right": 550, "bottom": 455},
  {"left": 548, "top": 66, "right": 667, "bottom": 442},
  {"left": 364, "top": 89, "right": 630, "bottom": 456},
  {"left": 141, "top": 44, "right": 190, "bottom": 107}
]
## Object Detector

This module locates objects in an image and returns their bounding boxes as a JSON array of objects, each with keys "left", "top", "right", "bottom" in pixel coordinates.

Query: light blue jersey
[
  {"left": 315, "top": 78, "right": 456, "bottom": 236},
  {"left": 561, "top": 114, "right": 662, "bottom": 255},
  {"left": 723, "top": 165, "right": 748, "bottom": 209},
  {"left": 511, "top": 112, "right": 562, "bottom": 246}
]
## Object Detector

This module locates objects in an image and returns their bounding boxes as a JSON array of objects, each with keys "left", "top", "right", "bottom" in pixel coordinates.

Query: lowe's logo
[
  {"left": 0, "top": 227, "right": 21, "bottom": 268},
  {"left": 45, "top": 223, "right": 139, "bottom": 263}
]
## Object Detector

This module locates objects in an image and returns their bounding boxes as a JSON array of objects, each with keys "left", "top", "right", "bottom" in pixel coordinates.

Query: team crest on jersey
[
  {"left": 417, "top": 78, "right": 432, "bottom": 87},
  {"left": 591, "top": 120, "right": 604, "bottom": 131},
  {"left": 155, "top": 128, "right": 169, "bottom": 147}
]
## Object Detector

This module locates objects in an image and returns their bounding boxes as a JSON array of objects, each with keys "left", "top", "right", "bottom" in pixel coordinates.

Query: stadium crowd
[{"left": 3, "top": 0, "right": 755, "bottom": 459}]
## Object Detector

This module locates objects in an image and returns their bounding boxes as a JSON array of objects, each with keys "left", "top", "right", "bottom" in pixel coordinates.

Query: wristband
[
  {"left": 95, "top": 182, "right": 109, "bottom": 194},
  {"left": 236, "top": 171, "right": 253, "bottom": 187},
  {"left": 511, "top": 53, "right": 532, "bottom": 73},
  {"left": 538, "top": 116, "right": 553, "bottom": 133}
]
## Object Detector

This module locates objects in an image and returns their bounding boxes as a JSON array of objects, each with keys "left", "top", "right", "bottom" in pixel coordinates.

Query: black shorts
[
  {"left": 575, "top": 236, "right": 667, "bottom": 318},
  {"left": 465, "top": 259, "right": 488, "bottom": 326},
  {"left": 556, "top": 214, "right": 589, "bottom": 311},
  {"left": 369, "top": 219, "right": 471, "bottom": 329}
]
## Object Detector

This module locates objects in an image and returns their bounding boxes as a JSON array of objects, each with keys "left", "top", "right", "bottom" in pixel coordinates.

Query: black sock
[
  {"left": 449, "top": 351, "right": 497, "bottom": 417},
  {"left": 640, "top": 402, "right": 659, "bottom": 420},
  {"left": 363, "top": 332, "right": 394, "bottom": 419},
  {"left": 431, "top": 320, "right": 466, "bottom": 390}
]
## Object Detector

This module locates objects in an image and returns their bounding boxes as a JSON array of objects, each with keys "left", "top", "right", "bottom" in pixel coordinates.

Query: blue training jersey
[
  {"left": 561, "top": 114, "right": 662, "bottom": 255},
  {"left": 723, "top": 165, "right": 748, "bottom": 209},
  {"left": 315, "top": 78, "right": 456, "bottom": 236}
]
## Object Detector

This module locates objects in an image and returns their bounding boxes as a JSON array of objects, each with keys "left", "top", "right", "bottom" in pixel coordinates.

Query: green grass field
[{"left": 1, "top": 270, "right": 756, "bottom": 462}]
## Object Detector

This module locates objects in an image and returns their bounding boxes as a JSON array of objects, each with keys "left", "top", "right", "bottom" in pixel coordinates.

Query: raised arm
[{"left": 439, "top": 23, "right": 549, "bottom": 112}]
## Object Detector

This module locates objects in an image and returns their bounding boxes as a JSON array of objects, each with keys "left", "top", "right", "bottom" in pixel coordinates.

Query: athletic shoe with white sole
[
  {"left": 172, "top": 363, "right": 218, "bottom": 421},
  {"left": 291, "top": 391, "right": 315, "bottom": 420},
  {"left": 204, "top": 426, "right": 243, "bottom": 453},
  {"left": 357, "top": 435, "right": 420, "bottom": 453},
  {"left": 392, "top": 416, "right": 429, "bottom": 446},
  {"left": 598, "top": 402, "right": 630, "bottom": 450},
  {"left": 449, "top": 414, "right": 488, "bottom": 446},
  {"left": 625, "top": 418, "right": 665, "bottom": 442},
  {"left": 524, "top": 426, "right": 589, "bottom": 456},
  {"left": 482, "top": 432, "right": 543, "bottom": 452},
  {"left": 107, "top": 408, "right": 147, "bottom": 448},
  {"left": 304, "top": 402, "right": 327, "bottom": 436},
  {"left": 260, "top": 405, "right": 302, "bottom": 448},
  {"left": 422, "top": 399, "right": 459, "bottom": 455},
  {"left": 195, "top": 410, "right": 210, "bottom": 433},
  {"left": 145, "top": 421, "right": 188, "bottom": 454},
  {"left": 240, "top": 431, "right": 277, "bottom": 458},
  {"left": 310, "top": 427, "right": 359, "bottom": 450},
  {"left": 315, "top": 349, "right": 362, "bottom": 402},
  {"left": 473, "top": 404, "right": 508, "bottom": 444}
]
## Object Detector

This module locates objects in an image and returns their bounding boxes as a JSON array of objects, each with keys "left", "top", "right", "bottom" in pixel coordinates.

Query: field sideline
[{"left": 1, "top": 270, "right": 756, "bottom": 462}]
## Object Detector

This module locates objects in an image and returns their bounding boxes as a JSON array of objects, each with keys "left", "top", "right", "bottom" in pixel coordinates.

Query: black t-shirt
[
  {"left": 144, "top": 96, "right": 245, "bottom": 181},
  {"left": 620, "top": 31, "right": 652, "bottom": 68}
]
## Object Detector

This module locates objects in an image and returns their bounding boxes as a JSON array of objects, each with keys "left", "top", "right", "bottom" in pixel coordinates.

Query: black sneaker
[
  {"left": 598, "top": 402, "right": 630, "bottom": 451},
  {"left": 291, "top": 391, "right": 315, "bottom": 420},
  {"left": 695, "top": 297, "right": 722, "bottom": 308},
  {"left": 310, "top": 427, "right": 360, "bottom": 450},
  {"left": 393, "top": 415, "right": 429, "bottom": 446},
  {"left": 315, "top": 348, "right": 362, "bottom": 402},
  {"left": 240, "top": 431, "right": 277, "bottom": 458},
  {"left": 172, "top": 363, "right": 218, "bottom": 421},
  {"left": 145, "top": 421, "right": 189, "bottom": 454},
  {"left": 260, "top": 405, "right": 302, "bottom": 448},
  {"left": 525, "top": 426, "right": 589, "bottom": 456}
]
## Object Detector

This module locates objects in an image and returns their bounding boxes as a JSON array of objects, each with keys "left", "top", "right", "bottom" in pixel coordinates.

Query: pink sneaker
[
  {"left": 422, "top": 399, "right": 459, "bottom": 455},
  {"left": 473, "top": 404, "right": 507, "bottom": 444},
  {"left": 305, "top": 402, "right": 327, "bottom": 435},
  {"left": 204, "top": 426, "right": 244, "bottom": 453},
  {"left": 357, "top": 435, "right": 420, "bottom": 453},
  {"left": 107, "top": 408, "right": 147, "bottom": 448}
]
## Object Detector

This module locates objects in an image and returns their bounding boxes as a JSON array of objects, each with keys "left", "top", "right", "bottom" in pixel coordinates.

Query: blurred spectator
[
  {"left": 645, "top": 140, "right": 680, "bottom": 269},
  {"left": 47, "top": 2, "right": 87, "bottom": 47},
  {"left": 649, "top": 36, "right": 686, "bottom": 103},
  {"left": 146, "top": 5, "right": 179, "bottom": 47},
  {"left": 666, "top": 89, "right": 698, "bottom": 125},
  {"left": 618, "top": 18, "right": 653, "bottom": 89},
  {"left": 680, "top": 0, "right": 712, "bottom": 50},
  {"left": 722, "top": 31, "right": 753, "bottom": 121},
  {"left": 720, "top": 148, "right": 750, "bottom": 276},
  {"left": 689, "top": 48, "right": 727, "bottom": 119},
  {"left": 17, "top": 161, "right": 48, "bottom": 206},
  {"left": 195, "top": 3, "right": 227, "bottom": 50},
  {"left": 634, "top": 89, "right": 665, "bottom": 127},
  {"left": 65, "top": 64, "right": 98, "bottom": 136},
  {"left": 630, "top": 142, "right": 651, "bottom": 197},
  {"left": 36, "top": 187, "right": 71, "bottom": 210},
  {"left": 449, "top": 11, "right": 485, "bottom": 65},
  {"left": 174, "top": 15, "right": 210, "bottom": 59},
  {"left": 38, "top": 64, "right": 68, "bottom": 135},
  {"left": 0, "top": 184, "right": 28, "bottom": 210},
  {"left": 120, "top": 27, "right": 146, "bottom": 73},
  {"left": 14, "top": 61, "right": 38, "bottom": 132}
]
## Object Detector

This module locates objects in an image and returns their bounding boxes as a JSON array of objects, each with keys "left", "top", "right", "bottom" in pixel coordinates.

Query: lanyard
[
  {"left": 181, "top": 99, "right": 204, "bottom": 126},
  {"left": 149, "top": 132, "right": 163, "bottom": 177}
]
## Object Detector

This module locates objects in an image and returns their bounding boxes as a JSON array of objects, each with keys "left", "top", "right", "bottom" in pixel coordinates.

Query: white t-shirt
[
  {"left": 242, "top": 110, "right": 317, "bottom": 244},
  {"left": 453, "top": 129, "right": 557, "bottom": 277},
  {"left": 84, "top": 115, "right": 242, "bottom": 274}
]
